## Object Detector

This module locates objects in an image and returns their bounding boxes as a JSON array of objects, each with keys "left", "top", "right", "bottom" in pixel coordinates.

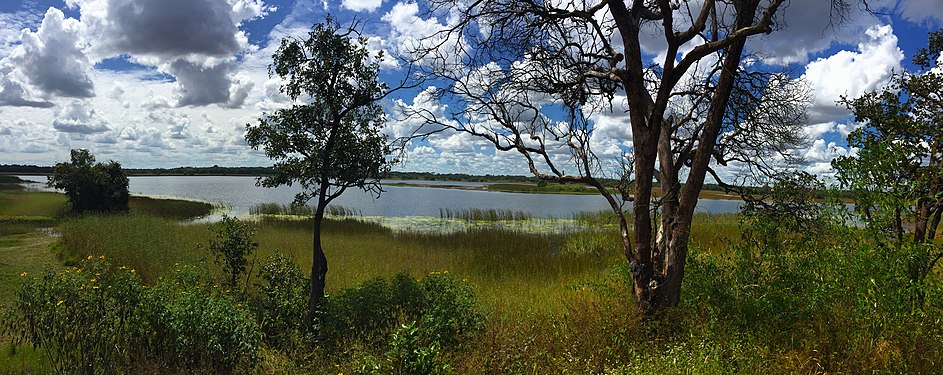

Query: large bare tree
[{"left": 400, "top": 0, "right": 840, "bottom": 315}]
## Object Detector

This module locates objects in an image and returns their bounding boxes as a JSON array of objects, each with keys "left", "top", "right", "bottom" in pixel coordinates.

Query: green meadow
[{"left": 1, "top": 180, "right": 942, "bottom": 373}]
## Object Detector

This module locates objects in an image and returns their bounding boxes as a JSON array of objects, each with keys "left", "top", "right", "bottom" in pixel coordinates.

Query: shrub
[
  {"left": 5, "top": 259, "right": 261, "bottom": 374},
  {"left": 419, "top": 271, "right": 484, "bottom": 348},
  {"left": 385, "top": 322, "right": 449, "bottom": 375},
  {"left": 3, "top": 256, "right": 141, "bottom": 375},
  {"left": 318, "top": 271, "right": 483, "bottom": 353},
  {"left": 206, "top": 215, "right": 259, "bottom": 289},
  {"left": 47, "top": 149, "right": 129, "bottom": 214},
  {"left": 254, "top": 251, "right": 308, "bottom": 348},
  {"left": 137, "top": 264, "right": 260, "bottom": 372},
  {"left": 318, "top": 277, "right": 395, "bottom": 347}
]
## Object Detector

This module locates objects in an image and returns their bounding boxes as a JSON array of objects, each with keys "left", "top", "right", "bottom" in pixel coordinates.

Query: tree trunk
[
  {"left": 638, "top": 0, "right": 758, "bottom": 313},
  {"left": 306, "top": 185, "right": 330, "bottom": 330}
]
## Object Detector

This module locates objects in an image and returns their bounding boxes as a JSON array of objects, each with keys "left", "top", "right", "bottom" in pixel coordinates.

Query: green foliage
[
  {"left": 138, "top": 265, "right": 260, "bottom": 372},
  {"left": 317, "top": 271, "right": 483, "bottom": 352},
  {"left": 245, "top": 16, "right": 392, "bottom": 206},
  {"left": 3, "top": 256, "right": 141, "bottom": 375},
  {"left": 418, "top": 271, "right": 484, "bottom": 347},
  {"left": 678, "top": 219, "right": 943, "bottom": 373},
  {"left": 254, "top": 251, "right": 309, "bottom": 348},
  {"left": 3, "top": 259, "right": 260, "bottom": 374},
  {"left": 206, "top": 216, "right": 259, "bottom": 289},
  {"left": 384, "top": 322, "right": 449, "bottom": 375},
  {"left": 47, "top": 149, "right": 129, "bottom": 214},
  {"left": 739, "top": 171, "right": 847, "bottom": 255},
  {"left": 832, "top": 30, "right": 943, "bottom": 289}
]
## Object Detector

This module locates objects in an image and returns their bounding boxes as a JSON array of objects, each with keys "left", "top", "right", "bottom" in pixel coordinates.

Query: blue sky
[{"left": 0, "top": 0, "right": 940, "bottom": 179}]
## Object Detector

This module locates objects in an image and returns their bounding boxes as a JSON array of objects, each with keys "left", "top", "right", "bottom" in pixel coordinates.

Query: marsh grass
[
  {"left": 250, "top": 203, "right": 362, "bottom": 217},
  {"left": 54, "top": 210, "right": 744, "bottom": 315},
  {"left": 128, "top": 196, "right": 214, "bottom": 220},
  {"left": 56, "top": 214, "right": 212, "bottom": 283},
  {"left": 0, "top": 191, "right": 68, "bottom": 218},
  {"left": 485, "top": 183, "right": 596, "bottom": 194},
  {"left": 0, "top": 175, "right": 25, "bottom": 184},
  {"left": 438, "top": 208, "right": 533, "bottom": 221},
  {"left": 14, "top": 190, "right": 943, "bottom": 373},
  {"left": 0, "top": 175, "right": 30, "bottom": 192}
]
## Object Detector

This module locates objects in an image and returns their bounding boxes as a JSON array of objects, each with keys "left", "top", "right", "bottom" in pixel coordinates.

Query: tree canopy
[
  {"left": 833, "top": 29, "right": 943, "bottom": 289},
  {"left": 47, "top": 149, "right": 129, "bottom": 214}
]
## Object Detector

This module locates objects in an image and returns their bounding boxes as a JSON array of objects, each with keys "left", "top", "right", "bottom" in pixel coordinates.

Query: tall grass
[
  {"left": 250, "top": 203, "right": 362, "bottom": 217},
  {"left": 0, "top": 191, "right": 68, "bottom": 217},
  {"left": 56, "top": 214, "right": 212, "bottom": 283},
  {"left": 128, "top": 196, "right": 214, "bottom": 220},
  {"left": 438, "top": 207, "right": 533, "bottom": 221},
  {"left": 28, "top": 197, "right": 943, "bottom": 373}
]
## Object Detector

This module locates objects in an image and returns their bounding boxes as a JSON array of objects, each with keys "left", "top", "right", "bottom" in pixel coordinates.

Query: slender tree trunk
[{"left": 306, "top": 184, "right": 330, "bottom": 330}]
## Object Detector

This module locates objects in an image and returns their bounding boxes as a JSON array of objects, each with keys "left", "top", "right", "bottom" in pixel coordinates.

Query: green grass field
[{"left": 2, "top": 186, "right": 942, "bottom": 373}]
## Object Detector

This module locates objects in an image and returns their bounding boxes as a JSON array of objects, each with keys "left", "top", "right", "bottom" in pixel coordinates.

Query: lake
[{"left": 17, "top": 175, "right": 742, "bottom": 223}]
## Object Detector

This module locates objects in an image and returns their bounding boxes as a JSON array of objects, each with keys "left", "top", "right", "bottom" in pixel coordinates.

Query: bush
[
  {"left": 138, "top": 264, "right": 260, "bottom": 372},
  {"left": 3, "top": 256, "right": 141, "bottom": 375},
  {"left": 385, "top": 321, "right": 449, "bottom": 375},
  {"left": 419, "top": 271, "right": 484, "bottom": 348},
  {"left": 47, "top": 149, "right": 129, "bottom": 214},
  {"left": 206, "top": 216, "right": 259, "bottom": 289},
  {"left": 318, "top": 271, "right": 483, "bottom": 354},
  {"left": 4, "top": 258, "right": 261, "bottom": 374},
  {"left": 254, "top": 251, "right": 308, "bottom": 349}
]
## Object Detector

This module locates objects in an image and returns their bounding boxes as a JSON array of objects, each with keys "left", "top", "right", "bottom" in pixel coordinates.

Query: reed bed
[
  {"left": 250, "top": 203, "right": 362, "bottom": 217},
  {"left": 439, "top": 207, "right": 533, "bottom": 221}
]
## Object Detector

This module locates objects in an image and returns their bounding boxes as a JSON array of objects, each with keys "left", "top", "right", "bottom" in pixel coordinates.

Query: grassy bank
[{"left": 2, "top": 189, "right": 942, "bottom": 373}]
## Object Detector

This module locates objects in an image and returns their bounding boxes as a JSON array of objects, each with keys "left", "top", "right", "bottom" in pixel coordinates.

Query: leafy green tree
[
  {"left": 206, "top": 215, "right": 259, "bottom": 289},
  {"left": 47, "top": 149, "right": 129, "bottom": 213},
  {"left": 245, "top": 17, "right": 392, "bottom": 328},
  {"left": 833, "top": 30, "right": 943, "bottom": 292}
]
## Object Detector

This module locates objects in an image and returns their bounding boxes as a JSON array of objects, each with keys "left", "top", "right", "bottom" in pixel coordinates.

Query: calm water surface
[{"left": 18, "top": 175, "right": 742, "bottom": 219}]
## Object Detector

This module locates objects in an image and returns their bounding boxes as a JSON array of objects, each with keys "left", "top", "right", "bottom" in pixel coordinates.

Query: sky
[{"left": 0, "top": 0, "right": 940, "bottom": 178}]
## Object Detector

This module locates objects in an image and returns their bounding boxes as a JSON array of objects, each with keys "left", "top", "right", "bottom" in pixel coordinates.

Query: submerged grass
[
  {"left": 250, "top": 203, "right": 362, "bottom": 217},
  {"left": 439, "top": 207, "right": 533, "bottom": 221}
]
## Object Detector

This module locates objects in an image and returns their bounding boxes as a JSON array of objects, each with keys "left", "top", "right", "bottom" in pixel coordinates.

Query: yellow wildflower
[
  {"left": 19, "top": 272, "right": 27, "bottom": 277},
  {"left": 87, "top": 255, "right": 93, "bottom": 260},
  {"left": 56, "top": 300, "right": 64, "bottom": 307},
  {"left": 98, "top": 255, "right": 104, "bottom": 260},
  {"left": 130, "top": 269, "right": 135, "bottom": 274},
  {"left": 92, "top": 286, "right": 100, "bottom": 289},
  {"left": 90, "top": 279, "right": 97, "bottom": 283}
]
